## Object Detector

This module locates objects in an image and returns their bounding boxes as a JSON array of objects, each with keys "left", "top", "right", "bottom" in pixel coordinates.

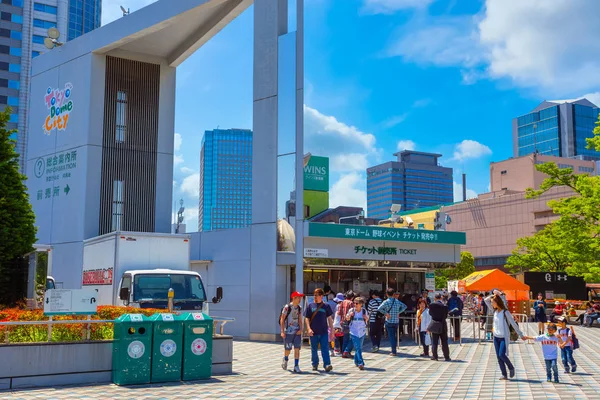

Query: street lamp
[{"left": 339, "top": 210, "right": 365, "bottom": 225}]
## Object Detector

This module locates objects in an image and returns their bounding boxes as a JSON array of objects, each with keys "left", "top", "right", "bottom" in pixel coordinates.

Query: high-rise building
[
  {"left": 513, "top": 98, "right": 600, "bottom": 161},
  {"left": 0, "top": 0, "right": 101, "bottom": 171},
  {"left": 366, "top": 151, "right": 453, "bottom": 219},
  {"left": 198, "top": 129, "right": 252, "bottom": 231}
]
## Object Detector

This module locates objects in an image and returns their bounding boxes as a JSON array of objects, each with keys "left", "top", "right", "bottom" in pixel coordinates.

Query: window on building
[
  {"left": 9, "top": 113, "right": 18, "bottom": 123},
  {"left": 1, "top": 12, "right": 11, "bottom": 21},
  {"left": 32, "top": 51, "right": 40, "bottom": 58},
  {"left": 34, "top": 3, "right": 57, "bottom": 14},
  {"left": 33, "top": 19, "right": 56, "bottom": 29},
  {"left": 0, "top": 28, "right": 9, "bottom": 38},
  {"left": 9, "top": 30, "right": 21, "bottom": 40},
  {"left": 0, "top": 79, "right": 6, "bottom": 87},
  {"left": 111, "top": 180, "right": 124, "bottom": 231},
  {"left": 11, "top": 14, "right": 22, "bottom": 23},
  {"left": 8, "top": 64, "right": 20, "bottom": 73},
  {"left": 9, "top": 47, "right": 21, "bottom": 56},
  {"left": 32, "top": 35, "right": 45, "bottom": 44},
  {"left": 115, "top": 90, "right": 127, "bottom": 143},
  {"left": 7, "top": 96, "right": 18, "bottom": 106},
  {"left": 8, "top": 79, "right": 19, "bottom": 89},
  {"left": 0, "top": 45, "right": 8, "bottom": 54}
]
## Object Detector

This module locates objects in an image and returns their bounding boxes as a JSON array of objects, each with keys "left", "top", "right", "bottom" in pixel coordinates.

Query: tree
[
  {"left": 509, "top": 113, "right": 600, "bottom": 282},
  {"left": 0, "top": 108, "right": 37, "bottom": 304},
  {"left": 435, "top": 251, "right": 475, "bottom": 289}
]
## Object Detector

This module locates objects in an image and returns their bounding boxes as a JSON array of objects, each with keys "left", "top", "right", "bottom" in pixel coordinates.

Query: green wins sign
[
  {"left": 304, "top": 156, "right": 329, "bottom": 192},
  {"left": 308, "top": 222, "right": 466, "bottom": 245}
]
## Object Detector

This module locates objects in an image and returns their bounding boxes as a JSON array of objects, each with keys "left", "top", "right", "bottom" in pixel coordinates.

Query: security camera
[{"left": 405, "top": 216, "right": 414, "bottom": 226}]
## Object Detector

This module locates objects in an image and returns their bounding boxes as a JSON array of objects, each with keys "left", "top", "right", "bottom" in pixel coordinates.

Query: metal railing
[{"left": 0, "top": 316, "right": 235, "bottom": 344}]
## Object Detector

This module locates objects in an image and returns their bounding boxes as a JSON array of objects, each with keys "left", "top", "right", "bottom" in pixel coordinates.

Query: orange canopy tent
[{"left": 461, "top": 269, "right": 530, "bottom": 301}]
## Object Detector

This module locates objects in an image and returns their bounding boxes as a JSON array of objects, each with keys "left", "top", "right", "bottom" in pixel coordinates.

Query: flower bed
[{"left": 0, "top": 306, "right": 170, "bottom": 343}]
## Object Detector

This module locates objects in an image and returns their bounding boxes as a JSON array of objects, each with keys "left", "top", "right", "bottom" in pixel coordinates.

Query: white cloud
[
  {"left": 180, "top": 173, "right": 200, "bottom": 198},
  {"left": 180, "top": 166, "right": 196, "bottom": 175},
  {"left": 397, "top": 140, "right": 416, "bottom": 151},
  {"left": 452, "top": 140, "right": 492, "bottom": 161},
  {"left": 331, "top": 154, "right": 369, "bottom": 172},
  {"left": 362, "top": 0, "right": 435, "bottom": 14},
  {"left": 453, "top": 181, "right": 477, "bottom": 202},
  {"left": 387, "top": 16, "right": 483, "bottom": 68},
  {"left": 385, "top": 0, "right": 600, "bottom": 94},
  {"left": 304, "top": 105, "right": 376, "bottom": 152},
  {"left": 478, "top": 0, "right": 600, "bottom": 94},
  {"left": 381, "top": 114, "right": 408, "bottom": 129},
  {"left": 174, "top": 133, "right": 182, "bottom": 152},
  {"left": 183, "top": 207, "right": 199, "bottom": 232},
  {"left": 101, "top": 0, "right": 157, "bottom": 25},
  {"left": 329, "top": 173, "right": 367, "bottom": 211},
  {"left": 174, "top": 154, "right": 184, "bottom": 166}
]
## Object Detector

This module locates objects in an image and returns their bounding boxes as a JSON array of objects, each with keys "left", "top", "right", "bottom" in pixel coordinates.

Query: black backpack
[{"left": 278, "top": 303, "right": 294, "bottom": 326}]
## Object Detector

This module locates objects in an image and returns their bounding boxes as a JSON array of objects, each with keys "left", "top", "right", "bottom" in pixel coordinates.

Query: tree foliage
[
  {"left": 506, "top": 113, "right": 600, "bottom": 282},
  {"left": 435, "top": 251, "right": 475, "bottom": 289},
  {"left": 0, "top": 108, "right": 37, "bottom": 304}
]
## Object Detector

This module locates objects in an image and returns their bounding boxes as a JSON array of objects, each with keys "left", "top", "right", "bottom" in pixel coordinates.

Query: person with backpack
[
  {"left": 337, "top": 290, "right": 356, "bottom": 358},
  {"left": 556, "top": 317, "right": 578, "bottom": 373},
  {"left": 345, "top": 296, "right": 369, "bottom": 370},
  {"left": 280, "top": 291, "right": 304, "bottom": 373},
  {"left": 447, "top": 291, "right": 464, "bottom": 341}
]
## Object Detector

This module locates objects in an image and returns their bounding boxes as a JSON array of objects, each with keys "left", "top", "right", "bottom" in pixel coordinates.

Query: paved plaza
[{"left": 2, "top": 323, "right": 599, "bottom": 400}]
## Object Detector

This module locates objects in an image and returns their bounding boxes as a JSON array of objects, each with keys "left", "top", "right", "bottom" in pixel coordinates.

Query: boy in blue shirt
[{"left": 523, "top": 323, "right": 565, "bottom": 383}]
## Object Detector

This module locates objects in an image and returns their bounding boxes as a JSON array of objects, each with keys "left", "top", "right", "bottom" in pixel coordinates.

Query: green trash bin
[
  {"left": 180, "top": 312, "right": 213, "bottom": 381},
  {"left": 112, "top": 313, "right": 153, "bottom": 385},
  {"left": 150, "top": 313, "right": 184, "bottom": 383}
]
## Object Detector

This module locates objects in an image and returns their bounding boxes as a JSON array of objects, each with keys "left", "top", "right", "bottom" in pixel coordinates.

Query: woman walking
[
  {"left": 533, "top": 293, "right": 547, "bottom": 335},
  {"left": 346, "top": 297, "right": 369, "bottom": 370},
  {"left": 484, "top": 291, "right": 525, "bottom": 380}
]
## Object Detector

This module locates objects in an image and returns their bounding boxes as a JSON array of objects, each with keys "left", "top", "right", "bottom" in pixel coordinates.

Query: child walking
[
  {"left": 556, "top": 317, "right": 577, "bottom": 373},
  {"left": 523, "top": 323, "right": 565, "bottom": 383},
  {"left": 346, "top": 296, "right": 369, "bottom": 370}
]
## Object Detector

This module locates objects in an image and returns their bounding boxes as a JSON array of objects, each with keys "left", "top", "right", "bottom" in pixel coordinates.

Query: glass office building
[
  {"left": 367, "top": 151, "right": 453, "bottom": 219},
  {"left": 0, "top": 0, "right": 101, "bottom": 172},
  {"left": 513, "top": 98, "right": 600, "bottom": 161},
  {"left": 198, "top": 129, "right": 252, "bottom": 231},
  {"left": 68, "top": 0, "right": 101, "bottom": 41}
]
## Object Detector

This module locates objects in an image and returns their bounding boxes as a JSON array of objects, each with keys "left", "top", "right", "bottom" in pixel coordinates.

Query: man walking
[
  {"left": 304, "top": 288, "right": 334, "bottom": 372},
  {"left": 280, "top": 291, "right": 304, "bottom": 373},
  {"left": 377, "top": 288, "right": 407, "bottom": 356},
  {"left": 447, "top": 291, "right": 464, "bottom": 341},
  {"left": 367, "top": 291, "right": 383, "bottom": 352},
  {"left": 428, "top": 293, "right": 451, "bottom": 361}
]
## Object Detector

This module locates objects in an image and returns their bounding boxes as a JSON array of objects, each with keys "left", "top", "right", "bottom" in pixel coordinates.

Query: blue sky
[{"left": 103, "top": 0, "right": 600, "bottom": 230}]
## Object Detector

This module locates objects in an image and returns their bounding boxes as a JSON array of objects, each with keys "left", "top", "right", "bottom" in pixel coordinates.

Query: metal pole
[
  {"left": 86, "top": 315, "right": 91, "bottom": 340},
  {"left": 168, "top": 288, "right": 174, "bottom": 313},
  {"left": 47, "top": 316, "right": 52, "bottom": 342}
]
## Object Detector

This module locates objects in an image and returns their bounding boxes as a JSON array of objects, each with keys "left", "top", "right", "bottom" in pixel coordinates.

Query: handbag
[
  {"left": 427, "top": 320, "right": 444, "bottom": 335},
  {"left": 503, "top": 311, "right": 519, "bottom": 341}
]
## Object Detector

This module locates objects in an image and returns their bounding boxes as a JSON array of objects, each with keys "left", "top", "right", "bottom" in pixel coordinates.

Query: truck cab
[{"left": 117, "top": 269, "right": 214, "bottom": 311}]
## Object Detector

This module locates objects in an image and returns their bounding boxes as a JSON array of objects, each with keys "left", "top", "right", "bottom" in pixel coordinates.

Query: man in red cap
[{"left": 280, "top": 291, "right": 304, "bottom": 373}]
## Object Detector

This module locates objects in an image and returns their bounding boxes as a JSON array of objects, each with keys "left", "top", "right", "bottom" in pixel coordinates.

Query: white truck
[{"left": 82, "top": 231, "right": 221, "bottom": 311}]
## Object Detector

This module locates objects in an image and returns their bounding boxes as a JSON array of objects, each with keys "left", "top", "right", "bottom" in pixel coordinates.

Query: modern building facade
[
  {"left": 0, "top": 0, "right": 101, "bottom": 172},
  {"left": 198, "top": 128, "right": 252, "bottom": 232},
  {"left": 513, "top": 98, "right": 600, "bottom": 161},
  {"left": 367, "top": 150, "right": 453, "bottom": 219},
  {"left": 490, "top": 154, "right": 597, "bottom": 192}
]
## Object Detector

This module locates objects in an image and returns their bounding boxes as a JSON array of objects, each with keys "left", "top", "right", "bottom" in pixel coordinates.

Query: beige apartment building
[{"left": 441, "top": 155, "right": 596, "bottom": 271}]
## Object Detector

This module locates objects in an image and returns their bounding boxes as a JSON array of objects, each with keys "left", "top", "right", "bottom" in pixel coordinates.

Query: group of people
[
  {"left": 279, "top": 287, "right": 461, "bottom": 373},
  {"left": 280, "top": 287, "right": 581, "bottom": 384}
]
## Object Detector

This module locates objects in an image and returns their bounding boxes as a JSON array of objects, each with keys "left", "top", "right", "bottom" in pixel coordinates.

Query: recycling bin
[
  {"left": 149, "top": 313, "right": 184, "bottom": 383},
  {"left": 112, "top": 313, "right": 153, "bottom": 385},
  {"left": 180, "top": 312, "right": 213, "bottom": 380}
]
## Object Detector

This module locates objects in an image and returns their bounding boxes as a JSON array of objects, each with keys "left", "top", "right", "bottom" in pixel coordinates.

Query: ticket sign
[{"left": 44, "top": 289, "right": 98, "bottom": 315}]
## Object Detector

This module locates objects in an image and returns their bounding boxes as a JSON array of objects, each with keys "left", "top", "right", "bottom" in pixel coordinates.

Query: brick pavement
[{"left": 2, "top": 322, "right": 599, "bottom": 400}]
